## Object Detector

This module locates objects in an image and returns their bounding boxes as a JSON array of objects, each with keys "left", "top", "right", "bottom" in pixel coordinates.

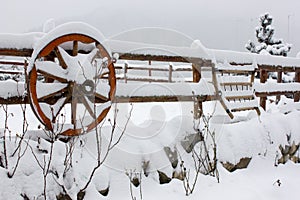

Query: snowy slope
[{"left": 0, "top": 97, "right": 300, "bottom": 199}]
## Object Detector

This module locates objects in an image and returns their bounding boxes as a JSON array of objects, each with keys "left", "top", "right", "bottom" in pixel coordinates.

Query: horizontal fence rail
[{"left": 0, "top": 47, "right": 299, "bottom": 112}]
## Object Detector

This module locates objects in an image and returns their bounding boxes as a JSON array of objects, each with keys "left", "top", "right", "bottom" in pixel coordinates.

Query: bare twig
[{"left": 80, "top": 104, "right": 133, "bottom": 193}]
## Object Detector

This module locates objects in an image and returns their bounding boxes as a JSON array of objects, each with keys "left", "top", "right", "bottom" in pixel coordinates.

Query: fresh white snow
[
  {"left": 0, "top": 98, "right": 300, "bottom": 199},
  {"left": 0, "top": 20, "right": 300, "bottom": 200}
]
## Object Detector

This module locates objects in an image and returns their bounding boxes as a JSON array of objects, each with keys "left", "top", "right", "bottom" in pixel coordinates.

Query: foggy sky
[{"left": 2, "top": 0, "right": 300, "bottom": 56}]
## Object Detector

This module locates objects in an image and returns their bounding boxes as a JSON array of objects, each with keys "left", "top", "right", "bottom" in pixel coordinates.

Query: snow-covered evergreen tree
[{"left": 246, "top": 13, "right": 291, "bottom": 56}]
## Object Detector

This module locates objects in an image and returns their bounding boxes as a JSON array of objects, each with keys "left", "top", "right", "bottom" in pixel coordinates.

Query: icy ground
[{"left": 0, "top": 97, "right": 300, "bottom": 199}]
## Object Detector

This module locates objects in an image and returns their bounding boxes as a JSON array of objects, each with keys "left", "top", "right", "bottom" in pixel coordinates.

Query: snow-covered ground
[
  {"left": 0, "top": 18, "right": 299, "bottom": 200},
  {"left": 0, "top": 95, "right": 300, "bottom": 199}
]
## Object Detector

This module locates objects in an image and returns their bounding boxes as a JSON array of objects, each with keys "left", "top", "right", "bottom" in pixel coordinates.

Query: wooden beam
[
  {"left": 193, "top": 96, "right": 203, "bottom": 119},
  {"left": 0, "top": 96, "right": 29, "bottom": 104},
  {"left": 225, "top": 95, "right": 254, "bottom": 101},
  {"left": 258, "top": 64, "right": 300, "bottom": 73},
  {"left": 219, "top": 82, "right": 252, "bottom": 87},
  {"left": 114, "top": 95, "right": 210, "bottom": 103},
  {"left": 117, "top": 52, "right": 211, "bottom": 66},
  {"left": 259, "top": 69, "right": 268, "bottom": 110},
  {"left": 255, "top": 91, "right": 296, "bottom": 97},
  {"left": 192, "top": 63, "right": 201, "bottom": 83},
  {"left": 0, "top": 70, "right": 24, "bottom": 75},
  {"left": 276, "top": 70, "right": 282, "bottom": 103},
  {"left": 0, "top": 48, "right": 33, "bottom": 57},
  {"left": 168, "top": 64, "right": 172, "bottom": 83},
  {"left": 294, "top": 69, "right": 300, "bottom": 102}
]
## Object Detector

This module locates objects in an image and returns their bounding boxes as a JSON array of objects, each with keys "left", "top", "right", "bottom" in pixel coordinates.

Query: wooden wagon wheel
[{"left": 28, "top": 30, "right": 116, "bottom": 137}]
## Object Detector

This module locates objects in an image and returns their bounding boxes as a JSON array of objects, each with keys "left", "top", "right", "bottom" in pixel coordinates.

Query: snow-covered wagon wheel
[{"left": 27, "top": 22, "right": 116, "bottom": 137}]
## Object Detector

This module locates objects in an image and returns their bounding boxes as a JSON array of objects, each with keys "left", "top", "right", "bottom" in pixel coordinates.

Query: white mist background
[{"left": 1, "top": 0, "right": 300, "bottom": 56}]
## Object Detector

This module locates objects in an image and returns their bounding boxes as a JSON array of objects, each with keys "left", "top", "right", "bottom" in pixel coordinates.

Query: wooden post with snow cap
[
  {"left": 148, "top": 60, "right": 152, "bottom": 78},
  {"left": 259, "top": 68, "right": 268, "bottom": 110},
  {"left": 168, "top": 63, "right": 173, "bottom": 82},
  {"left": 192, "top": 63, "right": 202, "bottom": 119},
  {"left": 192, "top": 63, "right": 201, "bottom": 83},
  {"left": 193, "top": 96, "right": 203, "bottom": 119},
  {"left": 276, "top": 69, "right": 282, "bottom": 104},
  {"left": 294, "top": 69, "right": 300, "bottom": 102},
  {"left": 124, "top": 62, "right": 128, "bottom": 83}
]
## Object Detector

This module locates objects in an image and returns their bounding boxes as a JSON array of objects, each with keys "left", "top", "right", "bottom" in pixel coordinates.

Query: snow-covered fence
[
  {"left": 0, "top": 26, "right": 300, "bottom": 114},
  {"left": 114, "top": 61, "right": 192, "bottom": 83},
  {"left": 255, "top": 65, "right": 300, "bottom": 109}
]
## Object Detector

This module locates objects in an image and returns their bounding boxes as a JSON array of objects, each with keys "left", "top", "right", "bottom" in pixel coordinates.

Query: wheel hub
[{"left": 80, "top": 80, "right": 95, "bottom": 96}]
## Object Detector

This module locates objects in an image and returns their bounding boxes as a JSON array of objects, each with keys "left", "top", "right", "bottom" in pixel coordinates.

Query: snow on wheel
[{"left": 27, "top": 22, "right": 116, "bottom": 136}]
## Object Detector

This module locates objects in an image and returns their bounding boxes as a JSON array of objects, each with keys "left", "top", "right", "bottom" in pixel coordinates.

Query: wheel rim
[{"left": 28, "top": 34, "right": 116, "bottom": 136}]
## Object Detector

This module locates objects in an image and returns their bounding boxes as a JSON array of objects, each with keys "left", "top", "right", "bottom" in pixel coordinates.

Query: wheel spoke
[
  {"left": 54, "top": 47, "right": 68, "bottom": 69},
  {"left": 35, "top": 60, "right": 68, "bottom": 82},
  {"left": 73, "top": 41, "right": 78, "bottom": 56},
  {"left": 37, "top": 82, "right": 68, "bottom": 102},
  {"left": 39, "top": 96, "right": 70, "bottom": 123},
  {"left": 95, "top": 83, "right": 110, "bottom": 101},
  {"left": 51, "top": 95, "right": 71, "bottom": 123},
  {"left": 95, "top": 93, "right": 109, "bottom": 102},
  {"left": 78, "top": 95, "right": 96, "bottom": 119},
  {"left": 71, "top": 96, "right": 78, "bottom": 129}
]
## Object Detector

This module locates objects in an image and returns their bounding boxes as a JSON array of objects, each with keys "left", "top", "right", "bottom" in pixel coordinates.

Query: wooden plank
[
  {"left": 229, "top": 62, "right": 253, "bottom": 66},
  {"left": 231, "top": 106, "right": 260, "bottom": 113},
  {"left": 258, "top": 64, "right": 300, "bottom": 73},
  {"left": 124, "top": 77, "right": 169, "bottom": 83},
  {"left": 0, "top": 96, "right": 29, "bottom": 104},
  {"left": 114, "top": 95, "right": 210, "bottom": 103},
  {"left": 0, "top": 48, "right": 33, "bottom": 57},
  {"left": 225, "top": 95, "right": 254, "bottom": 101},
  {"left": 115, "top": 65, "right": 192, "bottom": 72},
  {"left": 0, "top": 61, "right": 26, "bottom": 66},
  {"left": 220, "top": 82, "right": 252, "bottom": 87},
  {"left": 0, "top": 70, "right": 24, "bottom": 75},
  {"left": 0, "top": 93, "right": 214, "bottom": 105},
  {"left": 174, "top": 68, "right": 192, "bottom": 72},
  {"left": 218, "top": 69, "right": 254, "bottom": 74},
  {"left": 255, "top": 91, "right": 296, "bottom": 97},
  {"left": 126, "top": 66, "right": 169, "bottom": 71},
  {"left": 117, "top": 53, "right": 212, "bottom": 66}
]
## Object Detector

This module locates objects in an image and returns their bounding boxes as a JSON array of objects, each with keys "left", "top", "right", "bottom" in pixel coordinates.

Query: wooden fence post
[
  {"left": 276, "top": 70, "right": 282, "bottom": 104},
  {"left": 124, "top": 62, "right": 128, "bottom": 83},
  {"left": 193, "top": 96, "right": 203, "bottom": 119},
  {"left": 192, "top": 63, "right": 202, "bottom": 119},
  {"left": 168, "top": 63, "right": 173, "bottom": 82},
  {"left": 148, "top": 60, "right": 152, "bottom": 78},
  {"left": 294, "top": 69, "right": 300, "bottom": 102},
  {"left": 192, "top": 63, "right": 201, "bottom": 83},
  {"left": 260, "top": 68, "right": 268, "bottom": 110}
]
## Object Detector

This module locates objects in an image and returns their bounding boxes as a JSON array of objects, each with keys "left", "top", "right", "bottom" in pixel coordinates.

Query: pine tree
[{"left": 246, "top": 13, "right": 291, "bottom": 56}]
